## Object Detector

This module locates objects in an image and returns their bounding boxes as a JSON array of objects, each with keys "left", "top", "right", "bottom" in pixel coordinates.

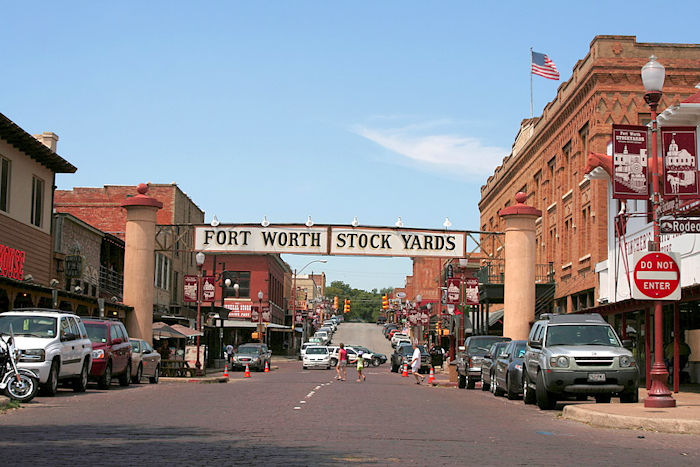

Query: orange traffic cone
[
  {"left": 401, "top": 363, "right": 409, "bottom": 377},
  {"left": 264, "top": 361, "right": 270, "bottom": 373},
  {"left": 244, "top": 364, "right": 251, "bottom": 378},
  {"left": 428, "top": 366, "right": 435, "bottom": 385},
  {"left": 223, "top": 364, "right": 229, "bottom": 378}
]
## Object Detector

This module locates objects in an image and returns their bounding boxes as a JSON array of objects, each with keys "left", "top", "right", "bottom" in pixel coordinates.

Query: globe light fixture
[
  {"left": 351, "top": 216, "right": 359, "bottom": 227},
  {"left": 261, "top": 216, "right": 270, "bottom": 227},
  {"left": 443, "top": 217, "right": 452, "bottom": 229},
  {"left": 395, "top": 217, "right": 404, "bottom": 228},
  {"left": 210, "top": 215, "right": 220, "bottom": 227},
  {"left": 306, "top": 216, "right": 314, "bottom": 227}
]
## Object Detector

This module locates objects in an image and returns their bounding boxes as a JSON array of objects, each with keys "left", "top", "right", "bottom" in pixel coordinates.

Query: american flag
[{"left": 531, "top": 51, "right": 560, "bottom": 80}]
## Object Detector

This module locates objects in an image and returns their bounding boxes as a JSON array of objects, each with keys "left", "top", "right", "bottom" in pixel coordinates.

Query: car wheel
[
  {"left": 492, "top": 376, "right": 504, "bottom": 396},
  {"left": 41, "top": 360, "right": 59, "bottom": 396},
  {"left": 466, "top": 376, "right": 475, "bottom": 390},
  {"left": 326, "top": 366, "right": 331, "bottom": 370},
  {"left": 506, "top": 375, "right": 518, "bottom": 400},
  {"left": 481, "top": 372, "right": 489, "bottom": 391},
  {"left": 302, "top": 366, "right": 307, "bottom": 370},
  {"left": 458, "top": 375, "right": 466, "bottom": 389},
  {"left": 594, "top": 394, "right": 612, "bottom": 404},
  {"left": 98, "top": 362, "right": 112, "bottom": 389},
  {"left": 72, "top": 360, "right": 89, "bottom": 393},
  {"left": 620, "top": 387, "right": 639, "bottom": 403},
  {"left": 132, "top": 364, "right": 143, "bottom": 384},
  {"left": 523, "top": 372, "right": 536, "bottom": 405},
  {"left": 119, "top": 362, "right": 131, "bottom": 386},
  {"left": 149, "top": 365, "right": 160, "bottom": 384},
  {"left": 372, "top": 357, "right": 381, "bottom": 367},
  {"left": 535, "top": 370, "right": 556, "bottom": 410},
  {"left": 330, "top": 358, "right": 338, "bottom": 367}
]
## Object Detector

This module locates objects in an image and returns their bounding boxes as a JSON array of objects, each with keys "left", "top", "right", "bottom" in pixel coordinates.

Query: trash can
[{"left": 449, "top": 360, "right": 458, "bottom": 383}]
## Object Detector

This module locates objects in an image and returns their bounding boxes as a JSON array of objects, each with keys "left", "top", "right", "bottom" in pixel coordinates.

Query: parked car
[
  {"left": 456, "top": 335, "right": 511, "bottom": 389},
  {"left": 129, "top": 338, "right": 161, "bottom": 384},
  {"left": 350, "top": 345, "right": 387, "bottom": 367},
  {"left": 232, "top": 344, "right": 270, "bottom": 371},
  {"left": 394, "top": 337, "right": 411, "bottom": 349},
  {"left": 313, "top": 331, "right": 331, "bottom": 345},
  {"left": 302, "top": 346, "right": 331, "bottom": 370},
  {"left": 383, "top": 324, "right": 399, "bottom": 338},
  {"left": 299, "top": 342, "right": 317, "bottom": 360},
  {"left": 391, "top": 333, "right": 409, "bottom": 347},
  {"left": 522, "top": 313, "right": 639, "bottom": 410},
  {"left": 390, "top": 343, "right": 429, "bottom": 373},
  {"left": 83, "top": 319, "right": 133, "bottom": 389},
  {"left": 480, "top": 341, "right": 510, "bottom": 392},
  {"left": 328, "top": 346, "right": 360, "bottom": 366},
  {"left": 0, "top": 309, "right": 93, "bottom": 396},
  {"left": 376, "top": 316, "right": 387, "bottom": 325},
  {"left": 492, "top": 340, "right": 527, "bottom": 399}
]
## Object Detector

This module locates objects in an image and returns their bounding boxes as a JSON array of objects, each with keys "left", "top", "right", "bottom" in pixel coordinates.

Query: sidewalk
[
  {"left": 562, "top": 389, "right": 700, "bottom": 435},
  {"left": 160, "top": 361, "right": 284, "bottom": 383}
]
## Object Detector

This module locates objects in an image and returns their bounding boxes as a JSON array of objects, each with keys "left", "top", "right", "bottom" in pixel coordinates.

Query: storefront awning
[{"left": 170, "top": 323, "right": 202, "bottom": 337}]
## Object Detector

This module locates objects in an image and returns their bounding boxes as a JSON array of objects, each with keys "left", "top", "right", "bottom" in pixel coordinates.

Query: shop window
[
  {"left": 222, "top": 271, "right": 250, "bottom": 298},
  {"left": 154, "top": 253, "right": 171, "bottom": 290},
  {"left": 31, "top": 176, "right": 44, "bottom": 227}
]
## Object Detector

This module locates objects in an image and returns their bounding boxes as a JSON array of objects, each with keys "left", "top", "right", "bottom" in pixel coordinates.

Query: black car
[
  {"left": 492, "top": 340, "right": 527, "bottom": 400},
  {"left": 480, "top": 341, "right": 510, "bottom": 392},
  {"left": 456, "top": 335, "right": 511, "bottom": 389},
  {"left": 351, "top": 345, "right": 387, "bottom": 367},
  {"left": 391, "top": 344, "right": 429, "bottom": 373}
]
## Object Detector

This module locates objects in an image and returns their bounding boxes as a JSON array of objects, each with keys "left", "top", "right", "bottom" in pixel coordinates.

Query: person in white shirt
[{"left": 410, "top": 342, "right": 425, "bottom": 384}]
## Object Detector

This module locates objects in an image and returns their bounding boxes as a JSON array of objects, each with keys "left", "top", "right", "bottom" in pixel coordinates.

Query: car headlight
[
  {"left": 619, "top": 355, "right": 634, "bottom": 368},
  {"left": 92, "top": 349, "right": 105, "bottom": 359},
  {"left": 19, "top": 349, "right": 45, "bottom": 362},
  {"left": 550, "top": 356, "right": 569, "bottom": 368}
]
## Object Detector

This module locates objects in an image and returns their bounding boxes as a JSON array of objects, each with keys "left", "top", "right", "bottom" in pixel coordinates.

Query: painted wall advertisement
[
  {"left": 612, "top": 124, "right": 649, "bottom": 200},
  {"left": 661, "top": 126, "right": 698, "bottom": 198}
]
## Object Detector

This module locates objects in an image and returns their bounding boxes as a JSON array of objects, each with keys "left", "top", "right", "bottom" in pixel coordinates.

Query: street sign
[
  {"left": 632, "top": 251, "right": 681, "bottom": 300},
  {"left": 660, "top": 218, "right": 700, "bottom": 234},
  {"left": 396, "top": 292, "right": 406, "bottom": 299}
]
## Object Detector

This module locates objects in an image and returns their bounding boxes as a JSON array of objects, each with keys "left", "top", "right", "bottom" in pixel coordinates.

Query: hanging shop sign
[
  {"left": 0, "top": 243, "right": 26, "bottom": 280},
  {"left": 661, "top": 127, "right": 698, "bottom": 199},
  {"left": 612, "top": 124, "right": 649, "bottom": 200},
  {"left": 195, "top": 225, "right": 467, "bottom": 258}
]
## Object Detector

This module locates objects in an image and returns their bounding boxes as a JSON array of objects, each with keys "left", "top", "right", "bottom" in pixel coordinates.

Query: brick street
[{"left": 1, "top": 324, "right": 698, "bottom": 466}]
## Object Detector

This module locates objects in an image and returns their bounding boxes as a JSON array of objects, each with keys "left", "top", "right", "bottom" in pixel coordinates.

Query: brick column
[
  {"left": 121, "top": 184, "right": 162, "bottom": 344},
  {"left": 499, "top": 192, "right": 542, "bottom": 340}
]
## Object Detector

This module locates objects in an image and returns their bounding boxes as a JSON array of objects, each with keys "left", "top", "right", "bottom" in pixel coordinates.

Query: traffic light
[
  {"left": 344, "top": 299, "right": 351, "bottom": 314},
  {"left": 333, "top": 296, "right": 339, "bottom": 310},
  {"left": 381, "top": 294, "right": 389, "bottom": 310}
]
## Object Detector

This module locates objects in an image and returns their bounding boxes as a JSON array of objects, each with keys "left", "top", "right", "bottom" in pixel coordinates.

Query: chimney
[{"left": 33, "top": 132, "right": 59, "bottom": 152}]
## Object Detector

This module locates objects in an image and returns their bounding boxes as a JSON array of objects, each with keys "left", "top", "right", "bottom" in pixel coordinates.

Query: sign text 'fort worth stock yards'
[{"left": 194, "top": 225, "right": 466, "bottom": 258}]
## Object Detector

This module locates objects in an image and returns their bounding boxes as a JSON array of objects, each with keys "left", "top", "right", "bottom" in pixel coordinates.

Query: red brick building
[{"left": 479, "top": 36, "right": 700, "bottom": 315}]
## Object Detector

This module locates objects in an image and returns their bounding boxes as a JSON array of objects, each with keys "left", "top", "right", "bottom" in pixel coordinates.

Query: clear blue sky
[{"left": 2, "top": 1, "right": 698, "bottom": 290}]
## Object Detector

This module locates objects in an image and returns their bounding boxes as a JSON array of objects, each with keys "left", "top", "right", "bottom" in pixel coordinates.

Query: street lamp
[
  {"left": 291, "top": 259, "right": 327, "bottom": 350},
  {"left": 257, "top": 290, "right": 264, "bottom": 344},
  {"left": 195, "top": 251, "right": 206, "bottom": 376},
  {"left": 641, "top": 55, "right": 675, "bottom": 408},
  {"left": 415, "top": 294, "right": 422, "bottom": 344}
]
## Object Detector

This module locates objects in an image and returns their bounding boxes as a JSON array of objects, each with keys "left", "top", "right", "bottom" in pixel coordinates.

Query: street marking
[
  {"left": 315, "top": 385, "right": 321, "bottom": 390},
  {"left": 306, "top": 392, "right": 314, "bottom": 398},
  {"left": 293, "top": 406, "right": 301, "bottom": 410},
  {"left": 300, "top": 401, "right": 306, "bottom": 404}
]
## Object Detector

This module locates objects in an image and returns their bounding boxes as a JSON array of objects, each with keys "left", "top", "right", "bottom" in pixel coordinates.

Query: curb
[
  {"left": 161, "top": 376, "right": 230, "bottom": 384},
  {"left": 432, "top": 380, "right": 458, "bottom": 388},
  {"left": 562, "top": 405, "right": 700, "bottom": 435},
  {"left": 1, "top": 395, "right": 12, "bottom": 409}
]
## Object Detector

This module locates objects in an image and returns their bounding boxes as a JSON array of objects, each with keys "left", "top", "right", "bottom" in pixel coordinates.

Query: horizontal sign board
[
  {"left": 195, "top": 225, "right": 467, "bottom": 258},
  {"left": 660, "top": 218, "right": 700, "bottom": 234}
]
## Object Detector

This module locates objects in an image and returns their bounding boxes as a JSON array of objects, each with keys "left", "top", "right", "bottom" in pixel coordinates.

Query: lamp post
[
  {"left": 291, "top": 259, "right": 327, "bottom": 350},
  {"left": 195, "top": 251, "right": 205, "bottom": 376},
  {"left": 257, "top": 290, "right": 264, "bottom": 344},
  {"left": 415, "top": 294, "right": 422, "bottom": 344},
  {"left": 426, "top": 302, "right": 432, "bottom": 346},
  {"left": 641, "top": 55, "right": 675, "bottom": 408}
]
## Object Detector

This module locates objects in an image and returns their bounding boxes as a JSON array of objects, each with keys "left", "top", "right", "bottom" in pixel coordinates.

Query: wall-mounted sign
[
  {"left": 662, "top": 127, "right": 698, "bottom": 199},
  {"left": 395, "top": 292, "right": 406, "bottom": 299},
  {"left": 0, "top": 243, "right": 26, "bottom": 280},
  {"left": 224, "top": 300, "right": 252, "bottom": 319},
  {"left": 612, "top": 124, "right": 649, "bottom": 200},
  {"left": 64, "top": 254, "right": 84, "bottom": 279},
  {"left": 195, "top": 225, "right": 467, "bottom": 258}
]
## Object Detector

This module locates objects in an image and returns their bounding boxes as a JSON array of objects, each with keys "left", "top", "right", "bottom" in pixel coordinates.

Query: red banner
[
  {"left": 662, "top": 127, "right": 698, "bottom": 199},
  {"left": 612, "top": 124, "right": 649, "bottom": 200},
  {"left": 446, "top": 278, "right": 461, "bottom": 305},
  {"left": 464, "top": 278, "right": 479, "bottom": 306},
  {"left": 183, "top": 275, "right": 197, "bottom": 302},
  {"left": 202, "top": 275, "right": 216, "bottom": 301}
]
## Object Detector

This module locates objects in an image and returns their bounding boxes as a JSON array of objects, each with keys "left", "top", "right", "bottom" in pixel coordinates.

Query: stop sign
[{"left": 632, "top": 251, "right": 681, "bottom": 300}]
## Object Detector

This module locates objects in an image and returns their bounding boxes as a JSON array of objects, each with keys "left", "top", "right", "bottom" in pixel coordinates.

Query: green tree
[{"left": 324, "top": 281, "right": 392, "bottom": 322}]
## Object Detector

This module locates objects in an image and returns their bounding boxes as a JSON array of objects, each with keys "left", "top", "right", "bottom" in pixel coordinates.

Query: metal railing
[
  {"left": 99, "top": 265, "right": 123, "bottom": 298},
  {"left": 477, "top": 261, "right": 554, "bottom": 284}
]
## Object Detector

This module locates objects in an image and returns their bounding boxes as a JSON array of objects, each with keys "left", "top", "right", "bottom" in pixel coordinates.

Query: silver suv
[
  {"left": 522, "top": 313, "right": 639, "bottom": 410},
  {"left": 0, "top": 309, "right": 93, "bottom": 396}
]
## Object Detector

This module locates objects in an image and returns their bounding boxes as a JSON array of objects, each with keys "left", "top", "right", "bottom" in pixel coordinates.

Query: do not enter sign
[{"left": 632, "top": 251, "right": 681, "bottom": 300}]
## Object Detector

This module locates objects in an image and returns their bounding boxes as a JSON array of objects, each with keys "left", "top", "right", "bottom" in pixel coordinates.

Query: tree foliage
[{"left": 325, "top": 281, "right": 392, "bottom": 322}]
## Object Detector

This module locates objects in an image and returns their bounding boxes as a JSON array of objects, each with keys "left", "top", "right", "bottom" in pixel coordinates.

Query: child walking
[{"left": 356, "top": 351, "right": 366, "bottom": 382}]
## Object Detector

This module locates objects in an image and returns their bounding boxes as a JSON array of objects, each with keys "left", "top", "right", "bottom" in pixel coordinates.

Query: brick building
[
  {"left": 54, "top": 183, "right": 204, "bottom": 321},
  {"left": 479, "top": 36, "right": 700, "bottom": 315}
]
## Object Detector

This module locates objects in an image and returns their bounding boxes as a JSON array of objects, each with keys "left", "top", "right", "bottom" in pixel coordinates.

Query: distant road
[{"left": 332, "top": 322, "right": 392, "bottom": 355}]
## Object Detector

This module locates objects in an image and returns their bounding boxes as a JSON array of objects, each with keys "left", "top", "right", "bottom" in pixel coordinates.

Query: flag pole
[{"left": 529, "top": 47, "right": 534, "bottom": 118}]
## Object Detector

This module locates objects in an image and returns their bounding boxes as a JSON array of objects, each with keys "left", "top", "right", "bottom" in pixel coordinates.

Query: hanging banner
[
  {"left": 612, "top": 124, "right": 649, "bottom": 199},
  {"left": 464, "top": 278, "right": 479, "bottom": 306},
  {"left": 446, "top": 278, "right": 461, "bottom": 305},
  {"left": 202, "top": 276, "right": 216, "bottom": 301},
  {"left": 661, "top": 127, "right": 698, "bottom": 199},
  {"left": 183, "top": 275, "right": 197, "bottom": 302}
]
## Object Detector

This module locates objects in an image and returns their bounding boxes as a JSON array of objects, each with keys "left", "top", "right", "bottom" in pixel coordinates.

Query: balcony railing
[
  {"left": 99, "top": 265, "right": 123, "bottom": 298},
  {"left": 477, "top": 261, "right": 554, "bottom": 285}
]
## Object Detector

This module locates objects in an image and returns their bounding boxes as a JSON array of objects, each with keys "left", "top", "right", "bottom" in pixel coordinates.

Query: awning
[
  {"left": 153, "top": 322, "right": 187, "bottom": 340},
  {"left": 171, "top": 323, "right": 203, "bottom": 337},
  {"left": 211, "top": 319, "right": 258, "bottom": 329}
]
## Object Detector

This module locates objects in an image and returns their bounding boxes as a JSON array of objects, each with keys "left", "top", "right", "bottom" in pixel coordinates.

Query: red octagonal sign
[{"left": 632, "top": 251, "right": 681, "bottom": 300}]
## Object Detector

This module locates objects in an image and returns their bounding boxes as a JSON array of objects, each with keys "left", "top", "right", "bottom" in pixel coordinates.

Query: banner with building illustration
[
  {"left": 612, "top": 124, "right": 649, "bottom": 199},
  {"left": 661, "top": 127, "right": 698, "bottom": 199}
]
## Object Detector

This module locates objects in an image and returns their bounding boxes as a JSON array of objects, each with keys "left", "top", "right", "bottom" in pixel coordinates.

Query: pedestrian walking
[
  {"left": 335, "top": 343, "right": 347, "bottom": 381},
  {"left": 225, "top": 344, "right": 234, "bottom": 364},
  {"left": 356, "top": 351, "right": 366, "bottom": 382},
  {"left": 411, "top": 342, "right": 425, "bottom": 384}
]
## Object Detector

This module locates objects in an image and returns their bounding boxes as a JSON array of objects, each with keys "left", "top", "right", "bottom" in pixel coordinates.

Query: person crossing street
[
  {"left": 335, "top": 343, "right": 348, "bottom": 381},
  {"left": 411, "top": 342, "right": 425, "bottom": 385}
]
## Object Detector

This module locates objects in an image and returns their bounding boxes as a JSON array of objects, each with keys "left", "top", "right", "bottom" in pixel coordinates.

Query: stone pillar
[
  {"left": 499, "top": 192, "right": 542, "bottom": 340},
  {"left": 121, "top": 184, "right": 163, "bottom": 344}
]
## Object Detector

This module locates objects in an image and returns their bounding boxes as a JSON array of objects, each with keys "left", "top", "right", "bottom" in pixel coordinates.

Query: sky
[{"left": 2, "top": 1, "right": 699, "bottom": 291}]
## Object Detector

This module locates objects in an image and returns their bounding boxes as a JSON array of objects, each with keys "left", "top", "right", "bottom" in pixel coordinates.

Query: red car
[
  {"left": 83, "top": 319, "right": 132, "bottom": 389},
  {"left": 388, "top": 329, "right": 402, "bottom": 339}
]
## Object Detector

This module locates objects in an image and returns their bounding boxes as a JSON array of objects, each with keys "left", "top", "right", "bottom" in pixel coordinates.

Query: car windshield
[
  {"left": 467, "top": 338, "right": 505, "bottom": 355},
  {"left": 84, "top": 323, "right": 108, "bottom": 343},
  {"left": 306, "top": 347, "right": 328, "bottom": 355},
  {"left": 0, "top": 316, "right": 57, "bottom": 338},
  {"left": 546, "top": 325, "right": 620, "bottom": 347},
  {"left": 130, "top": 340, "right": 142, "bottom": 352},
  {"left": 400, "top": 345, "right": 426, "bottom": 355},
  {"left": 512, "top": 342, "right": 527, "bottom": 358},
  {"left": 237, "top": 347, "right": 259, "bottom": 355},
  {"left": 309, "top": 338, "right": 323, "bottom": 343}
]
